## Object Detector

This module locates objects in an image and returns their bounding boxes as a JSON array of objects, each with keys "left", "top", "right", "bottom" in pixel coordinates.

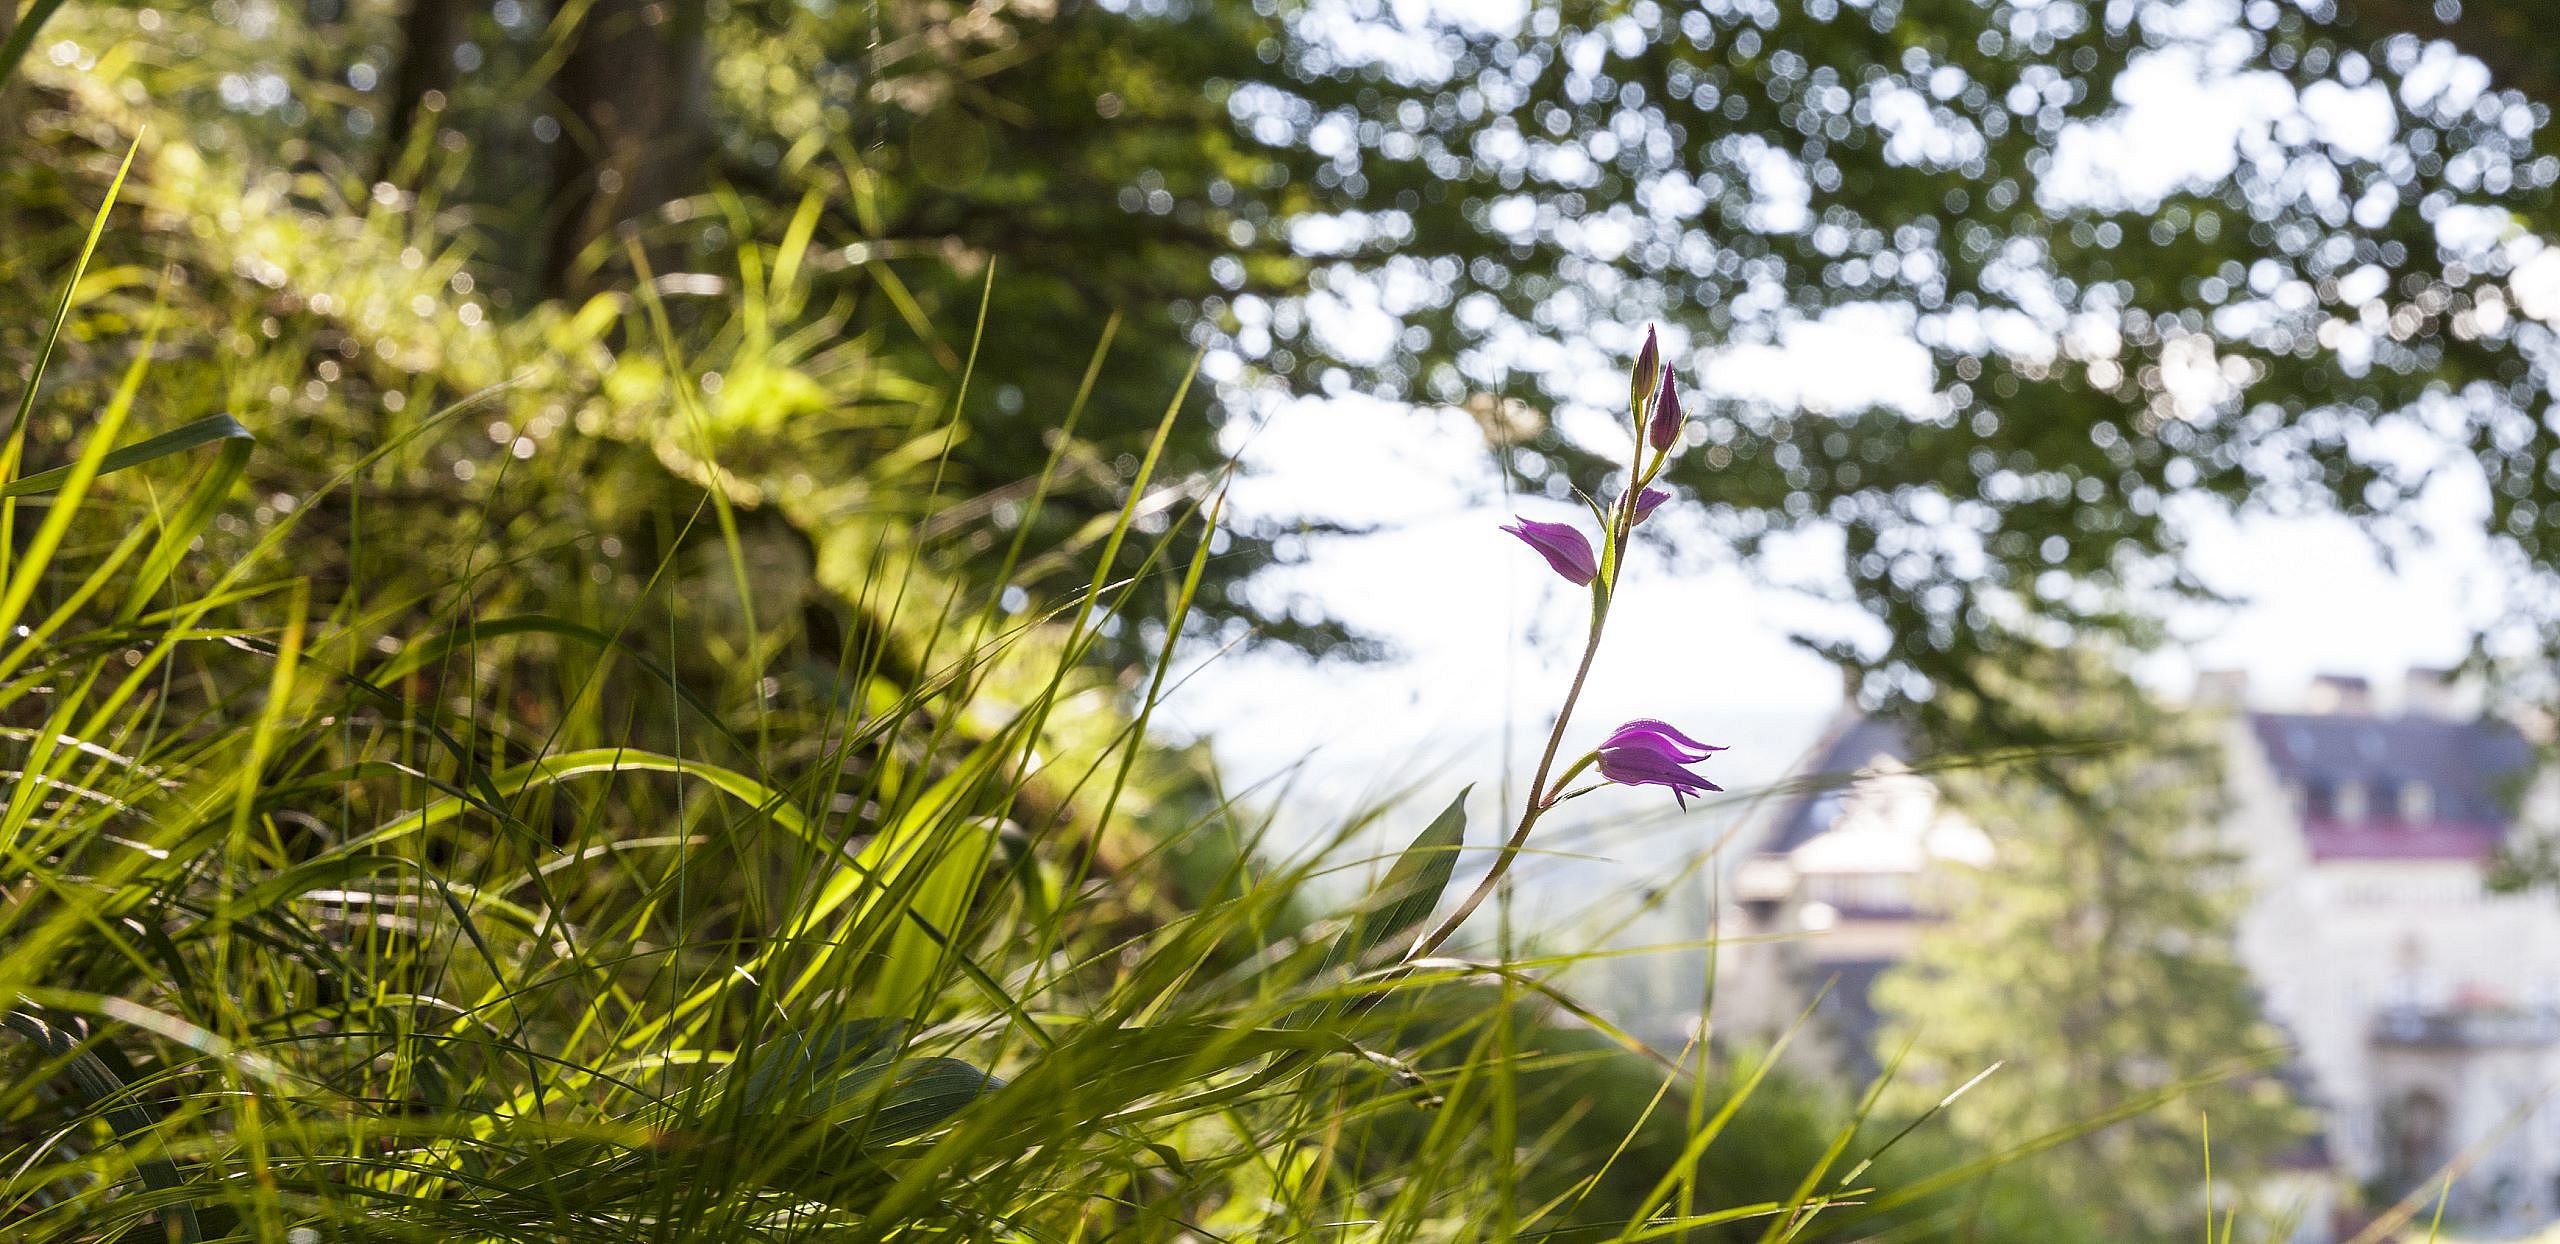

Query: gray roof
[
  {"left": 1761, "top": 714, "right": 1914, "bottom": 855},
  {"left": 2248, "top": 711, "right": 2531, "bottom": 827},
  {"left": 1762, "top": 708, "right": 2534, "bottom": 859}
]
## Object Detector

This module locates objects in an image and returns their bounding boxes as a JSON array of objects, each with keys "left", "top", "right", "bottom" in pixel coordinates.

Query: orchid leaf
[
  {"left": 733, "top": 1028, "right": 998, "bottom": 1144},
  {"left": 1331, "top": 785, "right": 1471, "bottom": 968},
  {"left": 3, "top": 1009, "right": 199, "bottom": 1242},
  {"left": 851, "top": 1058, "right": 1004, "bottom": 1143},
  {"left": 733, "top": 1018, "right": 913, "bottom": 1117}
]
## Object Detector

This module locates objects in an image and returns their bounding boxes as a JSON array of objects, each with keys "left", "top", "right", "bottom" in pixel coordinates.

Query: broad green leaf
[
  {"left": 2, "top": 1008, "right": 199, "bottom": 1242},
  {"left": 730, "top": 1028, "right": 1000, "bottom": 1144},
  {"left": 733, "top": 1018, "right": 913, "bottom": 1116},
  {"left": 1331, "top": 785, "right": 1471, "bottom": 968},
  {"left": 852, "top": 1057, "right": 1004, "bottom": 1143},
  {"left": 111, "top": 419, "right": 257, "bottom": 621},
  {"left": 866, "top": 814, "right": 998, "bottom": 1019}
]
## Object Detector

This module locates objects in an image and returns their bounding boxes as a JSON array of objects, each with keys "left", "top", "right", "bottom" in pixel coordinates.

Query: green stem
[
  {"left": 1402, "top": 614, "right": 1604, "bottom": 962},
  {"left": 1540, "top": 751, "right": 1599, "bottom": 808}
]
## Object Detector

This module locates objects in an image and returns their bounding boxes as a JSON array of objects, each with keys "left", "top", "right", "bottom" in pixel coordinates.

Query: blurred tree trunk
[
  {"left": 381, "top": 0, "right": 474, "bottom": 185},
  {"left": 1, "top": 0, "right": 19, "bottom": 154},
  {"left": 542, "top": 0, "right": 710, "bottom": 299}
]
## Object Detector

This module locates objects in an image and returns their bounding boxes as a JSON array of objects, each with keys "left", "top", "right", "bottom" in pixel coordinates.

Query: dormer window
[
  {"left": 2337, "top": 780, "right": 2369, "bottom": 825},
  {"left": 2399, "top": 781, "right": 2433, "bottom": 823}
]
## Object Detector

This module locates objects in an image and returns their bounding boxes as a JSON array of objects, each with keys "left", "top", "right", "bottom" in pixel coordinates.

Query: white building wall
[
  {"left": 1722, "top": 708, "right": 2560, "bottom": 1237},
  {"left": 2224, "top": 716, "right": 2560, "bottom": 1208}
]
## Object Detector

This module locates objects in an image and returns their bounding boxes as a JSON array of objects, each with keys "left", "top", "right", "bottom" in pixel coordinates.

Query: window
[
  {"left": 1804, "top": 871, "right": 1912, "bottom": 914},
  {"left": 2338, "top": 780, "right": 2369, "bottom": 824},
  {"left": 2399, "top": 781, "right": 2433, "bottom": 823},
  {"left": 2383, "top": 1089, "right": 2450, "bottom": 1199}
]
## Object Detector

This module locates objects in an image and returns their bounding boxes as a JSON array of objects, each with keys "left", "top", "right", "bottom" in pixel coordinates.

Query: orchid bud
[
  {"left": 1649, "top": 366, "right": 1683, "bottom": 451},
  {"left": 1630, "top": 326, "right": 1661, "bottom": 421}
]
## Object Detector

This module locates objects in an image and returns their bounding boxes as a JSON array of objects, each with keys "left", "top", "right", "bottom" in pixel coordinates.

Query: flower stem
[
  {"left": 1403, "top": 409, "right": 1658, "bottom": 962},
  {"left": 1539, "top": 752, "right": 1599, "bottom": 807},
  {"left": 1404, "top": 593, "right": 1612, "bottom": 962}
]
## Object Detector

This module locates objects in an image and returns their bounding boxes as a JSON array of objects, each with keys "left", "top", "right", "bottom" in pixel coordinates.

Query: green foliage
[
  {"left": 0, "top": 0, "right": 70, "bottom": 91},
  {"left": 0, "top": 3, "right": 2427, "bottom": 1239},
  {"left": 1872, "top": 653, "right": 2313, "bottom": 1242},
  {"left": 0, "top": 102, "right": 2110, "bottom": 1243},
  {"left": 686, "top": 0, "right": 2560, "bottom": 724}
]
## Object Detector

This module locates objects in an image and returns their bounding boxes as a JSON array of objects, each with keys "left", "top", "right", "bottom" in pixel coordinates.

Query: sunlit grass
[{"left": 0, "top": 134, "right": 1809, "bottom": 1244}]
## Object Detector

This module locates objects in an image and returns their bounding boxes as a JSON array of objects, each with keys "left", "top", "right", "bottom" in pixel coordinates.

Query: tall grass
[{"left": 0, "top": 135, "right": 1823, "bottom": 1244}]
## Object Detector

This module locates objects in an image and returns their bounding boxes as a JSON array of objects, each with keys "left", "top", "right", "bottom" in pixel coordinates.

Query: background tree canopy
[
  {"left": 14, "top": 0, "right": 2560, "bottom": 724},
  {"left": 1063, "top": 0, "right": 2556, "bottom": 731}
]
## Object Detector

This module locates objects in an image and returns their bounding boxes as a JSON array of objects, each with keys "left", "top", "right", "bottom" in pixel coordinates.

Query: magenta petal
[
  {"left": 1596, "top": 749, "right": 1721, "bottom": 809},
  {"left": 1501, "top": 517, "right": 1598, "bottom": 586},
  {"left": 1595, "top": 716, "right": 1727, "bottom": 809},
  {"left": 1605, "top": 718, "right": 1725, "bottom": 761},
  {"left": 1631, "top": 487, "right": 1670, "bottom": 526}
]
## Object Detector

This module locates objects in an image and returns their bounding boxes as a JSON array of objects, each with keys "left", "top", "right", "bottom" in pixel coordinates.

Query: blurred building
[{"left": 1714, "top": 668, "right": 2560, "bottom": 1241}]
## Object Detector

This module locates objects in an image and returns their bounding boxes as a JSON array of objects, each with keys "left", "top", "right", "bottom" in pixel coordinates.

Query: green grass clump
[{"left": 0, "top": 139, "right": 1858, "bottom": 1244}]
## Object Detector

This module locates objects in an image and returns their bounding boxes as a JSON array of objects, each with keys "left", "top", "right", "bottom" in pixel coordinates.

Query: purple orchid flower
[
  {"left": 1501, "top": 517, "right": 1598, "bottom": 586},
  {"left": 1648, "top": 366, "right": 1684, "bottom": 450},
  {"left": 1631, "top": 486, "right": 1670, "bottom": 526},
  {"left": 1596, "top": 717, "right": 1727, "bottom": 809}
]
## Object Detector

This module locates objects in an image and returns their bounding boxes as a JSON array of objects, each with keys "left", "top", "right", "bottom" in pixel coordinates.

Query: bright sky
[
  {"left": 1161, "top": 386, "right": 2493, "bottom": 830},
  {"left": 1152, "top": 8, "right": 2540, "bottom": 917}
]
